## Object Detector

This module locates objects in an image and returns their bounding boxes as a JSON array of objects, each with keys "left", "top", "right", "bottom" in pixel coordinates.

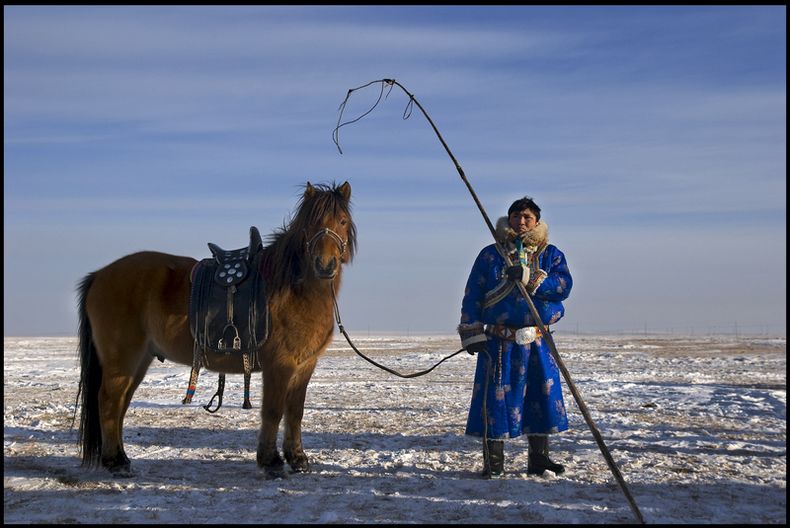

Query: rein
[
  {"left": 330, "top": 283, "right": 467, "bottom": 378},
  {"left": 309, "top": 225, "right": 467, "bottom": 376}
]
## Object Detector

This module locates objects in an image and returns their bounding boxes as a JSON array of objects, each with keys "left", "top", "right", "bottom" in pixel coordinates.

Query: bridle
[{"left": 305, "top": 227, "right": 348, "bottom": 262}]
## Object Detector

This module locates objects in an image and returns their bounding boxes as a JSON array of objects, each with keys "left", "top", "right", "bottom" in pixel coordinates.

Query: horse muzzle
[
  {"left": 313, "top": 256, "right": 338, "bottom": 279},
  {"left": 306, "top": 228, "right": 346, "bottom": 280}
]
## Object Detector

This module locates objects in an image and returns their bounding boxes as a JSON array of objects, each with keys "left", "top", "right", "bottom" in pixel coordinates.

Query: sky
[{"left": 4, "top": 5, "right": 786, "bottom": 337}]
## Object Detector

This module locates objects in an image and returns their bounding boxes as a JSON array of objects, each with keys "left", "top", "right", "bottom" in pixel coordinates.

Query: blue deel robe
[{"left": 461, "top": 243, "right": 573, "bottom": 438}]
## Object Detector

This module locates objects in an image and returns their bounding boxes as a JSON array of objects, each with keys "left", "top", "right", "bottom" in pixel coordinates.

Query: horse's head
[{"left": 300, "top": 181, "right": 356, "bottom": 281}]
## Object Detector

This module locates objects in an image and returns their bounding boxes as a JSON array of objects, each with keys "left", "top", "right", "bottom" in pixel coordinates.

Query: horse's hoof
[
  {"left": 285, "top": 450, "right": 310, "bottom": 473},
  {"left": 109, "top": 466, "right": 134, "bottom": 478},
  {"left": 257, "top": 445, "right": 286, "bottom": 479},
  {"left": 258, "top": 454, "right": 287, "bottom": 480},
  {"left": 242, "top": 401, "right": 253, "bottom": 409},
  {"left": 103, "top": 456, "right": 133, "bottom": 478},
  {"left": 288, "top": 459, "right": 310, "bottom": 474},
  {"left": 264, "top": 465, "right": 288, "bottom": 480}
]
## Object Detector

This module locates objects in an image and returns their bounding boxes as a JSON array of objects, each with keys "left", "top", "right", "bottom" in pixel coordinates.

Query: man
[{"left": 458, "top": 196, "right": 573, "bottom": 478}]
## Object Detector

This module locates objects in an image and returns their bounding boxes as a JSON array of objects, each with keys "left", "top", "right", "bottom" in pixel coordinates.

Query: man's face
[{"left": 508, "top": 209, "right": 538, "bottom": 234}]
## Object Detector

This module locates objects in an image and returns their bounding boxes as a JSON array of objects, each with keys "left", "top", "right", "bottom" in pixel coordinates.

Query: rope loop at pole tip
[{"left": 333, "top": 78, "right": 415, "bottom": 155}]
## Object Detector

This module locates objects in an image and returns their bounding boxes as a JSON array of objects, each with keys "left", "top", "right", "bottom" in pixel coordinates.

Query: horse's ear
[
  {"left": 304, "top": 182, "right": 315, "bottom": 198},
  {"left": 338, "top": 181, "right": 351, "bottom": 202}
]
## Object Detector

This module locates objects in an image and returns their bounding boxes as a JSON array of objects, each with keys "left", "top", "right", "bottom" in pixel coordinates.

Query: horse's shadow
[
  {"left": 5, "top": 447, "right": 787, "bottom": 525},
  {"left": 8, "top": 414, "right": 782, "bottom": 462},
  {"left": 5, "top": 422, "right": 787, "bottom": 524},
  {"left": 4, "top": 428, "right": 482, "bottom": 486}
]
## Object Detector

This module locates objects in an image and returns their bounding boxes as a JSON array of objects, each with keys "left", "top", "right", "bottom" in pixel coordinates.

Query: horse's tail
[{"left": 74, "top": 272, "right": 102, "bottom": 467}]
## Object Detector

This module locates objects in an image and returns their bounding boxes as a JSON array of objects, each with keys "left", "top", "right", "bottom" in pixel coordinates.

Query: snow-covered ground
[{"left": 4, "top": 333, "right": 786, "bottom": 524}]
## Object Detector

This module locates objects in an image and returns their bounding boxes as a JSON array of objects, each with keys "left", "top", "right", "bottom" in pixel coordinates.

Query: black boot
[
  {"left": 528, "top": 435, "right": 565, "bottom": 475},
  {"left": 482, "top": 439, "right": 505, "bottom": 479}
]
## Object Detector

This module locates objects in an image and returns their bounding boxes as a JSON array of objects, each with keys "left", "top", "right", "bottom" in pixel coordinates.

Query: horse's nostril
[{"left": 315, "top": 256, "right": 337, "bottom": 275}]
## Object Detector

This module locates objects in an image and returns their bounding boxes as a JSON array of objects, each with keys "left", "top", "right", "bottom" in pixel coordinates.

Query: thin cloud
[{"left": 4, "top": 6, "right": 786, "bottom": 336}]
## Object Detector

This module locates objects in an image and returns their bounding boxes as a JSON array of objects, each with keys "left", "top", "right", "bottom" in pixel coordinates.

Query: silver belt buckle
[{"left": 515, "top": 327, "right": 537, "bottom": 345}]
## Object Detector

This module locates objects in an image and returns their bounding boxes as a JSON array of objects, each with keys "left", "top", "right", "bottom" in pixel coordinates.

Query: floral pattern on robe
[{"left": 461, "top": 243, "right": 572, "bottom": 438}]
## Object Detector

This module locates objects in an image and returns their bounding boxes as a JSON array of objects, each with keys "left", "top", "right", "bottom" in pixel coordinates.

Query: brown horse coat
[{"left": 75, "top": 181, "right": 356, "bottom": 478}]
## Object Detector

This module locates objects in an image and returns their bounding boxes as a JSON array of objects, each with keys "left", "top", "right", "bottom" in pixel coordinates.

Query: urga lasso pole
[{"left": 334, "top": 78, "right": 646, "bottom": 525}]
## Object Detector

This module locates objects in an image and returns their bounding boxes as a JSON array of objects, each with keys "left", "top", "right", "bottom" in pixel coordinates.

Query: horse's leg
[
  {"left": 96, "top": 342, "right": 150, "bottom": 477},
  {"left": 256, "top": 361, "right": 295, "bottom": 479},
  {"left": 121, "top": 349, "right": 155, "bottom": 412},
  {"left": 283, "top": 359, "right": 317, "bottom": 473},
  {"left": 97, "top": 372, "right": 136, "bottom": 476},
  {"left": 119, "top": 354, "right": 154, "bottom": 455}
]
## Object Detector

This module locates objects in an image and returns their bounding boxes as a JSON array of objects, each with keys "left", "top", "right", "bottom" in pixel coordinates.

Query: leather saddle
[{"left": 188, "top": 226, "right": 270, "bottom": 360}]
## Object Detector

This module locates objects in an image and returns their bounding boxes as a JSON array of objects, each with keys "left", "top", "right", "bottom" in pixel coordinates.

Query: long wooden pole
[{"left": 336, "top": 79, "right": 646, "bottom": 524}]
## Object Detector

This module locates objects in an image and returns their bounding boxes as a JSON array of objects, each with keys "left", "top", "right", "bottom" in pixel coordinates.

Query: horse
[{"left": 74, "top": 181, "right": 356, "bottom": 479}]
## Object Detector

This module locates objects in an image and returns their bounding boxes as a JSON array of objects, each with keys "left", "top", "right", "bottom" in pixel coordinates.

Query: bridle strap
[{"left": 305, "top": 227, "right": 347, "bottom": 259}]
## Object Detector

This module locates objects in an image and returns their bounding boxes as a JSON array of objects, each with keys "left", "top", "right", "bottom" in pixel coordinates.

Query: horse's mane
[{"left": 261, "top": 182, "right": 357, "bottom": 292}]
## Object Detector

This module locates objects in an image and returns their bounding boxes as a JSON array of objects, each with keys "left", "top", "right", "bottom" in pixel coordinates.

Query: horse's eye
[{"left": 340, "top": 219, "right": 348, "bottom": 226}]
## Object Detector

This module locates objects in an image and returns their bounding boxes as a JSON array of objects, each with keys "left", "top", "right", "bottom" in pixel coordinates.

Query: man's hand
[
  {"left": 506, "top": 265, "right": 529, "bottom": 284},
  {"left": 466, "top": 339, "right": 488, "bottom": 355},
  {"left": 505, "top": 265, "right": 523, "bottom": 282}
]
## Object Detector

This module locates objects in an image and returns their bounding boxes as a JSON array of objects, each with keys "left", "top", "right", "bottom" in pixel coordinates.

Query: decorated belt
[{"left": 485, "top": 324, "right": 543, "bottom": 345}]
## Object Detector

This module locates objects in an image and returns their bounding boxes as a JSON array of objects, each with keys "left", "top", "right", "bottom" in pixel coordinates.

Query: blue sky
[{"left": 4, "top": 5, "right": 786, "bottom": 336}]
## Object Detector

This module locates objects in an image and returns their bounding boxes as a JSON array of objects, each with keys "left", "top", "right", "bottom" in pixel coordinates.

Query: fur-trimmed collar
[{"left": 495, "top": 216, "right": 549, "bottom": 252}]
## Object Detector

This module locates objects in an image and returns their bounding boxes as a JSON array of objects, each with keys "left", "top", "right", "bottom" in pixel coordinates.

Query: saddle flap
[
  {"left": 189, "top": 226, "right": 270, "bottom": 357},
  {"left": 188, "top": 259, "right": 270, "bottom": 356}
]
